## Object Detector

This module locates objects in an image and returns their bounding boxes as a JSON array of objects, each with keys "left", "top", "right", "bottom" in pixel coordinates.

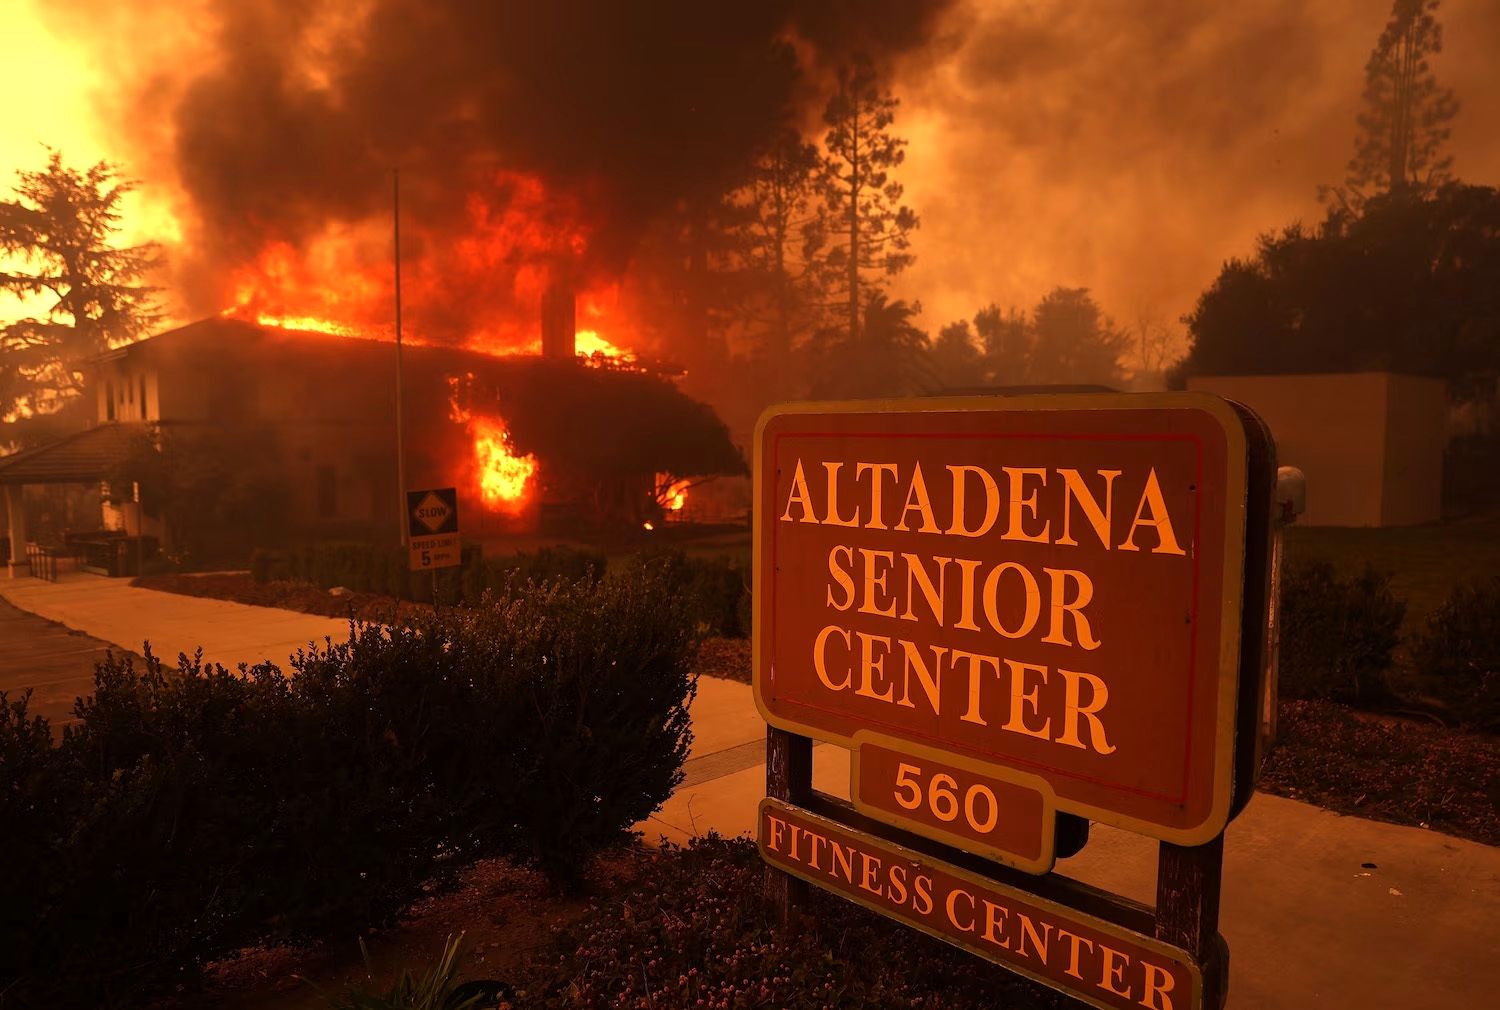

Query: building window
[
  {"left": 139, "top": 375, "right": 148, "bottom": 419},
  {"left": 316, "top": 465, "right": 338, "bottom": 519},
  {"left": 105, "top": 381, "right": 115, "bottom": 420}
]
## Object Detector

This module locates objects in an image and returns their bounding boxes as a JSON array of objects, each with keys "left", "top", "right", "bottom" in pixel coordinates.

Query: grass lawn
[{"left": 1282, "top": 510, "right": 1500, "bottom": 634}]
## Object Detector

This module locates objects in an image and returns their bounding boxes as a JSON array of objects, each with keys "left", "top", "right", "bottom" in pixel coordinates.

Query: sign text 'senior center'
[{"left": 778, "top": 459, "right": 1190, "bottom": 760}]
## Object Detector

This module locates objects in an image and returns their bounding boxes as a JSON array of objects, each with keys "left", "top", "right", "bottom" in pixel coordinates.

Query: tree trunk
[{"left": 847, "top": 99, "right": 861, "bottom": 343}]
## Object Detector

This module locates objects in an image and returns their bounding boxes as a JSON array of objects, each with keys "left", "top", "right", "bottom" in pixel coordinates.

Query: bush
[
  {"left": 1411, "top": 577, "right": 1500, "bottom": 730},
  {"left": 0, "top": 565, "right": 697, "bottom": 1006},
  {"left": 630, "top": 548, "right": 750, "bottom": 638},
  {"left": 1278, "top": 559, "right": 1404, "bottom": 705},
  {"left": 508, "top": 836, "right": 1067, "bottom": 1010},
  {"left": 250, "top": 543, "right": 606, "bottom": 610}
]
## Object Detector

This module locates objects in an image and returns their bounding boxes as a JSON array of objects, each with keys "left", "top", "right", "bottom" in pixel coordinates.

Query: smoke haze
[
  {"left": 19, "top": 0, "right": 1500, "bottom": 353},
  {"left": 891, "top": 0, "right": 1500, "bottom": 339}
]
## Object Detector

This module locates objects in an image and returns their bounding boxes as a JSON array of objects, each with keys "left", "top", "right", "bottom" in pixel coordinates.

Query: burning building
[{"left": 0, "top": 310, "right": 745, "bottom": 567}]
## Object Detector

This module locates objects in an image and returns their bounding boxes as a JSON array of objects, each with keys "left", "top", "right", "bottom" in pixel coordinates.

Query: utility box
[{"left": 1188, "top": 372, "right": 1445, "bottom": 527}]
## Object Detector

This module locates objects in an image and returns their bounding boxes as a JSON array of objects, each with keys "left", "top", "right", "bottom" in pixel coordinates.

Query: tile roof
[{"left": 0, "top": 422, "right": 148, "bottom": 485}]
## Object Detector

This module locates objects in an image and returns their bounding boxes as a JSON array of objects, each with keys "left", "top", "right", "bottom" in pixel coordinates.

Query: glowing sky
[{"left": 2, "top": 0, "right": 1497, "bottom": 342}]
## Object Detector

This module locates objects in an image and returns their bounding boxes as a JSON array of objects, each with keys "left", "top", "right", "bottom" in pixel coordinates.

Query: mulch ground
[{"left": 1260, "top": 698, "right": 1500, "bottom": 846}]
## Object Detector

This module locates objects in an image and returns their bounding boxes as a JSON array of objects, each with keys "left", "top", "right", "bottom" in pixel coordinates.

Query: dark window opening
[
  {"left": 316, "top": 465, "right": 338, "bottom": 519},
  {"left": 139, "top": 375, "right": 147, "bottom": 416},
  {"left": 105, "top": 381, "right": 115, "bottom": 420}
]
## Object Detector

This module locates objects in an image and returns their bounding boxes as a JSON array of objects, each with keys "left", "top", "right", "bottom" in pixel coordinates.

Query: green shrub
[
  {"left": 1411, "top": 577, "right": 1500, "bottom": 730},
  {"left": 0, "top": 564, "right": 697, "bottom": 1006},
  {"left": 249, "top": 542, "right": 605, "bottom": 608},
  {"left": 630, "top": 547, "right": 750, "bottom": 638},
  {"left": 1278, "top": 559, "right": 1404, "bottom": 705}
]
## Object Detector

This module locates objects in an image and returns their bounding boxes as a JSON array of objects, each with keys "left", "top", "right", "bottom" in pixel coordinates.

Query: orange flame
[
  {"left": 575, "top": 328, "right": 630, "bottom": 361},
  {"left": 470, "top": 414, "right": 536, "bottom": 510},
  {"left": 657, "top": 473, "right": 690, "bottom": 512},
  {"left": 448, "top": 375, "right": 536, "bottom": 511}
]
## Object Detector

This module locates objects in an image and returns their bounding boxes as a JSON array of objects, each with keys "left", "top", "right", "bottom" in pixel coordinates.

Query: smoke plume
[{"left": 60, "top": 0, "right": 955, "bottom": 347}]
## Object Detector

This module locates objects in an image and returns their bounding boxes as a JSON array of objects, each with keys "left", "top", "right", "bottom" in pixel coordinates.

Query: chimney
[{"left": 540, "top": 275, "right": 576, "bottom": 359}]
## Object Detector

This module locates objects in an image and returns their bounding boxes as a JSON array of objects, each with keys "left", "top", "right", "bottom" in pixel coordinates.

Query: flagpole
[{"left": 394, "top": 169, "right": 408, "bottom": 549}]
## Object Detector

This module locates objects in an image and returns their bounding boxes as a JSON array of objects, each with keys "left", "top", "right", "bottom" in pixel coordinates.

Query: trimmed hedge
[
  {"left": 628, "top": 547, "right": 751, "bottom": 638},
  {"left": 250, "top": 543, "right": 606, "bottom": 605},
  {"left": 249, "top": 542, "right": 753, "bottom": 639},
  {"left": 0, "top": 564, "right": 696, "bottom": 1007},
  {"left": 1412, "top": 577, "right": 1500, "bottom": 730},
  {"left": 1278, "top": 559, "right": 1404, "bottom": 705}
]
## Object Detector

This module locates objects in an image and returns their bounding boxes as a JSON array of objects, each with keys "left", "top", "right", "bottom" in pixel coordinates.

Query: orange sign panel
[
  {"left": 759, "top": 799, "right": 1203, "bottom": 1010},
  {"left": 754, "top": 394, "right": 1254, "bottom": 847}
]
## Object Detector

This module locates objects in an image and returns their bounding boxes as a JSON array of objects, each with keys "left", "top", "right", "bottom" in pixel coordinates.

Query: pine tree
[
  {"left": 1339, "top": 0, "right": 1459, "bottom": 208},
  {"left": 813, "top": 56, "right": 919, "bottom": 342},
  {"left": 0, "top": 150, "right": 160, "bottom": 423},
  {"left": 734, "top": 127, "right": 822, "bottom": 374}
]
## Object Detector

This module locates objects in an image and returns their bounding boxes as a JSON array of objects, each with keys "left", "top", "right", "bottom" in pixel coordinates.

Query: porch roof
[{"left": 0, "top": 422, "right": 146, "bottom": 485}]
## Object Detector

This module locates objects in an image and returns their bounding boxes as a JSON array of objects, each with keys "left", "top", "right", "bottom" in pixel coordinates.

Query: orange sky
[
  {"left": 2, "top": 0, "right": 1497, "bottom": 343},
  {"left": 889, "top": 0, "right": 1500, "bottom": 338}
]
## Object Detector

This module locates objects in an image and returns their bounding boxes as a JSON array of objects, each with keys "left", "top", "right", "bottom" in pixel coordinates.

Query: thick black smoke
[{"left": 153, "top": 0, "right": 954, "bottom": 323}]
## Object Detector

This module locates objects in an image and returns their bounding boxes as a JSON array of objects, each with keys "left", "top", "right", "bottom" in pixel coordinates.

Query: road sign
[
  {"left": 755, "top": 393, "right": 1265, "bottom": 860},
  {"left": 407, "top": 487, "right": 460, "bottom": 571}
]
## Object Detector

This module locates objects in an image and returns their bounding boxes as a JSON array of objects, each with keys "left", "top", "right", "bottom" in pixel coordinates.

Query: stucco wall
[{"left": 1187, "top": 372, "right": 1446, "bottom": 527}]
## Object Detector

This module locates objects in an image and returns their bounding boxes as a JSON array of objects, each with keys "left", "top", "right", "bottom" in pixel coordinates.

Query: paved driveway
[{"left": 0, "top": 596, "right": 135, "bottom": 728}]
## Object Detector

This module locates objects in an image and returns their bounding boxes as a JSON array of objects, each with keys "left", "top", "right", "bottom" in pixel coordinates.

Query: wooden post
[
  {"left": 764, "top": 726, "right": 812, "bottom": 923},
  {"left": 1156, "top": 834, "right": 1227, "bottom": 1008}
]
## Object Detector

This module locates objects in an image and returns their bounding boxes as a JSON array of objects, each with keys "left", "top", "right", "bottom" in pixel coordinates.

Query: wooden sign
[
  {"left": 759, "top": 798, "right": 1203, "bottom": 1010},
  {"left": 754, "top": 393, "right": 1262, "bottom": 869},
  {"left": 407, "top": 486, "right": 461, "bottom": 571}
]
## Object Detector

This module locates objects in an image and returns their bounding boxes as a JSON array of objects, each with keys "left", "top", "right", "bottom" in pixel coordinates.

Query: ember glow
[
  {"left": 207, "top": 173, "right": 642, "bottom": 360},
  {"left": 575, "top": 329, "right": 631, "bottom": 362},
  {"left": 469, "top": 414, "right": 537, "bottom": 510},
  {"left": 658, "top": 474, "right": 690, "bottom": 512},
  {"left": 448, "top": 376, "right": 538, "bottom": 512}
]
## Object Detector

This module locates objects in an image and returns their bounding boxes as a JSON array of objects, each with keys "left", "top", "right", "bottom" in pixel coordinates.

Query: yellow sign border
[
  {"left": 758, "top": 797, "right": 1205, "bottom": 1010},
  {"left": 751, "top": 391, "right": 1251, "bottom": 847}
]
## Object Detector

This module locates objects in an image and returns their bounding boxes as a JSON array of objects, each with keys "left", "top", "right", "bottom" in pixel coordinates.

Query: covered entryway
[{"left": 0, "top": 422, "right": 156, "bottom": 579}]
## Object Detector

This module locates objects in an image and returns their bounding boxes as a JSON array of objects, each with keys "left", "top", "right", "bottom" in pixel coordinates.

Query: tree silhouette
[
  {"left": 810, "top": 292, "right": 933, "bottom": 399},
  {"left": 1181, "top": 184, "right": 1500, "bottom": 383},
  {"left": 813, "top": 56, "right": 919, "bottom": 342},
  {"left": 931, "top": 319, "right": 983, "bottom": 389},
  {"left": 1333, "top": 0, "right": 1458, "bottom": 210},
  {"left": 733, "top": 127, "right": 823, "bottom": 378},
  {"left": 0, "top": 151, "right": 160, "bottom": 428},
  {"left": 973, "top": 303, "right": 1030, "bottom": 384},
  {"left": 1026, "top": 288, "right": 1128, "bottom": 388}
]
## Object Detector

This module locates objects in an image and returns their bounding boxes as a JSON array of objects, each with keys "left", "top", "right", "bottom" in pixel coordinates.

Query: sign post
[{"left": 754, "top": 393, "right": 1275, "bottom": 1009}]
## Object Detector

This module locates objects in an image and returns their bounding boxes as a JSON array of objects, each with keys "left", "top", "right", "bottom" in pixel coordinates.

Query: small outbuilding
[{"left": 1187, "top": 371, "right": 1446, "bottom": 527}]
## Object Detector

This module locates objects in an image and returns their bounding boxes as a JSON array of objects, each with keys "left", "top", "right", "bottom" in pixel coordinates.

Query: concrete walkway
[
  {"left": 655, "top": 681, "right": 1500, "bottom": 1010},
  {"left": 0, "top": 572, "right": 349, "bottom": 670},
  {"left": 4, "top": 573, "right": 1496, "bottom": 1008}
]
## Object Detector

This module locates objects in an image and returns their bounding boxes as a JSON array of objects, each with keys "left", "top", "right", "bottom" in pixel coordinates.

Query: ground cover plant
[
  {"left": 1277, "top": 558, "right": 1404, "bottom": 704},
  {"left": 1411, "top": 576, "right": 1500, "bottom": 730},
  {"left": 1259, "top": 699, "right": 1500, "bottom": 845},
  {"left": 0, "top": 564, "right": 698, "bottom": 1008},
  {"left": 330, "top": 836, "right": 1073, "bottom": 1010}
]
